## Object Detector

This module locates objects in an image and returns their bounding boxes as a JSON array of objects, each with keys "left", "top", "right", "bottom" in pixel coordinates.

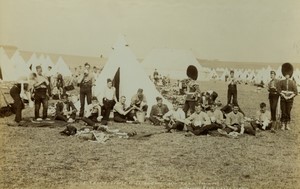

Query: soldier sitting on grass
[
  {"left": 149, "top": 97, "right": 169, "bottom": 126},
  {"left": 163, "top": 101, "right": 186, "bottom": 132},
  {"left": 250, "top": 102, "right": 272, "bottom": 131},
  {"left": 185, "top": 104, "right": 221, "bottom": 135},
  {"left": 113, "top": 96, "right": 139, "bottom": 124},
  {"left": 81, "top": 96, "right": 103, "bottom": 127},
  {"left": 54, "top": 94, "right": 77, "bottom": 123},
  {"left": 218, "top": 104, "right": 256, "bottom": 137},
  {"left": 207, "top": 101, "right": 225, "bottom": 129}
]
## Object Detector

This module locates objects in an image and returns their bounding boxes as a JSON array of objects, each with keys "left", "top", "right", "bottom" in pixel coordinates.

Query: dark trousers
[
  {"left": 187, "top": 123, "right": 221, "bottom": 135},
  {"left": 250, "top": 121, "right": 272, "bottom": 130},
  {"left": 149, "top": 115, "right": 164, "bottom": 125},
  {"left": 167, "top": 121, "right": 184, "bottom": 131},
  {"left": 34, "top": 89, "right": 48, "bottom": 119},
  {"left": 79, "top": 85, "right": 92, "bottom": 117},
  {"left": 55, "top": 113, "right": 76, "bottom": 122},
  {"left": 47, "top": 77, "right": 52, "bottom": 97},
  {"left": 269, "top": 93, "right": 279, "bottom": 121},
  {"left": 113, "top": 112, "right": 135, "bottom": 123},
  {"left": 224, "top": 124, "right": 256, "bottom": 136},
  {"left": 102, "top": 99, "right": 115, "bottom": 121},
  {"left": 280, "top": 99, "right": 294, "bottom": 124},
  {"left": 227, "top": 89, "right": 238, "bottom": 105},
  {"left": 10, "top": 86, "right": 23, "bottom": 122},
  {"left": 183, "top": 100, "right": 197, "bottom": 116},
  {"left": 82, "top": 113, "right": 98, "bottom": 126}
]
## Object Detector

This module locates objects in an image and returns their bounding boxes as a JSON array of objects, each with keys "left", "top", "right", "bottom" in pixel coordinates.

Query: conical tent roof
[
  {"left": 27, "top": 53, "right": 40, "bottom": 72},
  {"left": 0, "top": 47, "right": 15, "bottom": 81},
  {"left": 94, "top": 35, "right": 172, "bottom": 115},
  {"left": 208, "top": 68, "right": 219, "bottom": 80},
  {"left": 38, "top": 54, "right": 47, "bottom": 70},
  {"left": 220, "top": 68, "right": 230, "bottom": 81},
  {"left": 142, "top": 48, "right": 208, "bottom": 80},
  {"left": 38, "top": 54, "right": 46, "bottom": 64},
  {"left": 53, "top": 56, "right": 72, "bottom": 76},
  {"left": 46, "top": 56, "right": 55, "bottom": 68},
  {"left": 11, "top": 50, "right": 31, "bottom": 79},
  {"left": 43, "top": 55, "right": 55, "bottom": 76}
]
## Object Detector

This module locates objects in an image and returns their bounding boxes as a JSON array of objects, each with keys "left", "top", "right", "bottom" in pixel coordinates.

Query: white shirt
[
  {"left": 163, "top": 108, "right": 185, "bottom": 122},
  {"left": 255, "top": 110, "right": 271, "bottom": 123},
  {"left": 103, "top": 86, "right": 116, "bottom": 100}
]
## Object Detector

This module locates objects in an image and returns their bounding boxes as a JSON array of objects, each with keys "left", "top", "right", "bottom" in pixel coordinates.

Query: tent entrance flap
[{"left": 113, "top": 67, "right": 120, "bottom": 101}]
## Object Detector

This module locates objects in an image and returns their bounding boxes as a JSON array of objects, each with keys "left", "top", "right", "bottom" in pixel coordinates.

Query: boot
[
  {"left": 286, "top": 122, "right": 291, "bottom": 130},
  {"left": 270, "top": 121, "right": 276, "bottom": 133},
  {"left": 274, "top": 120, "right": 279, "bottom": 130},
  {"left": 281, "top": 122, "right": 285, "bottom": 130}
]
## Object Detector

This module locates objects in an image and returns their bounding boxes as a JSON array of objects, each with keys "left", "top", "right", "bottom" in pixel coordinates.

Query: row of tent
[
  {"left": 207, "top": 65, "right": 300, "bottom": 85},
  {"left": 0, "top": 36, "right": 172, "bottom": 115},
  {"left": 2, "top": 35, "right": 300, "bottom": 113},
  {"left": 0, "top": 47, "right": 72, "bottom": 81}
]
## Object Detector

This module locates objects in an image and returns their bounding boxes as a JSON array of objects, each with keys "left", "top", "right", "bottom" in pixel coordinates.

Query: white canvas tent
[
  {"left": 0, "top": 47, "right": 15, "bottom": 81},
  {"left": 53, "top": 56, "right": 72, "bottom": 77},
  {"left": 27, "top": 53, "right": 40, "bottom": 72},
  {"left": 208, "top": 68, "right": 219, "bottom": 80},
  {"left": 11, "top": 50, "right": 32, "bottom": 79},
  {"left": 220, "top": 68, "right": 230, "bottom": 81},
  {"left": 94, "top": 35, "right": 172, "bottom": 115},
  {"left": 142, "top": 48, "right": 209, "bottom": 80},
  {"left": 43, "top": 55, "right": 55, "bottom": 76}
]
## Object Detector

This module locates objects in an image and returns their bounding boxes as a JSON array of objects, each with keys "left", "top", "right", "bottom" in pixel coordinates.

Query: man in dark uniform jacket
[
  {"left": 149, "top": 97, "right": 169, "bottom": 125},
  {"left": 55, "top": 94, "right": 77, "bottom": 122},
  {"left": 268, "top": 70, "right": 280, "bottom": 129},
  {"left": 227, "top": 70, "right": 238, "bottom": 105},
  {"left": 9, "top": 82, "right": 29, "bottom": 124},
  {"left": 77, "top": 63, "right": 95, "bottom": 117},
  {"left": 277, "top": 63, "right": 298, "bottom": 130},
  {"left": 183, "top": 78, "right": 200, "bottom": 116}
]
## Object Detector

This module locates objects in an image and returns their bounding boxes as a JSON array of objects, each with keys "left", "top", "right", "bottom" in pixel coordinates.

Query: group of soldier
[{"left": 7, "top": 62, "right": 298, "bottom": 137}]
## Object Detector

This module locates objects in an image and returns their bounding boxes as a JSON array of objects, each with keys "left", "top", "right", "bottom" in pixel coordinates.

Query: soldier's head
[
  {"left": 120, "top": 96, "right": 126, "bottom": 104},
  {"left": 156, "top": 97, "right": 163, "bottom": 107},
  {"left": 195, "top": 104, "right": 202, "bottom": 114},
  {"left": 173, "top": 102, "right": 179, "bottom": 111},
  {"left": 91, "top": 96, "right": 99, "bottom": 105},
  {"left": 260, "top": 102, "right": 267, "bottom": 113},
  {"left": 211, "top": 103, "right": 216, "bottom": 111},
  {"left": 232, "top": 105, "right": 239, "bottom": 114},
  {"left": 84, "top": 62, "right": 90, "bottom": 70},
  {"left": 270, "top": 71, "right": 276, "bottom": 79},
  {"left": 107, "top": 78, "right": 112, "bottom": 88},
  {"left": 36, "top": 65, "right": 43, "bottom": 75},
  {"left": 230, "top": 70, "right": 234, "bottom": 77},
  {"left": 137, "top": 88, "right": 143, "bottom": 97},
  {"left": 61, "top": 94, "right": 68, "bottom": 103}
]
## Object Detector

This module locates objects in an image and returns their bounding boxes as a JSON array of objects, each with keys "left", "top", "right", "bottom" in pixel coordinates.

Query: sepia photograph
[{"left": 0, "top": 0, "right": 299, "bottom": 188}]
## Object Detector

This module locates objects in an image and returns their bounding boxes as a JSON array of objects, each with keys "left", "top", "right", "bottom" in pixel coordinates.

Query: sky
[{"left": 1, "top": 0, "right": 300, "bottom": 63}]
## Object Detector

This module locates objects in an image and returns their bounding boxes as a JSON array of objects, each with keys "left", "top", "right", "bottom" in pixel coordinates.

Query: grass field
[{"left": 0, "top": 81, "right": 299, "bottom": 189}]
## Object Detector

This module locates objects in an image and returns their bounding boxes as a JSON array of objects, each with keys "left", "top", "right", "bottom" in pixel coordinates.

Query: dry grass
[{"left": 0, "top": 81, "right": 299, "bottom": 189}]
